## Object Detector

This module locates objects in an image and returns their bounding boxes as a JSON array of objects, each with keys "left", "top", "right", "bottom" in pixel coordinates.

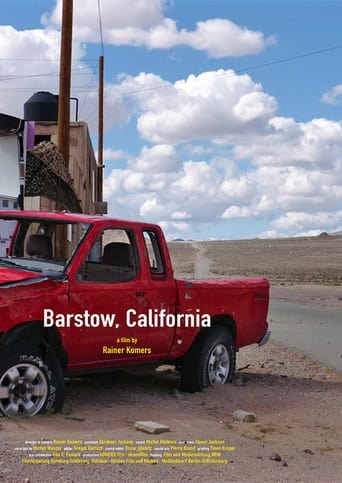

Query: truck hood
[{"left": 0, "top": 267, "right": 43, "bottom": 286}]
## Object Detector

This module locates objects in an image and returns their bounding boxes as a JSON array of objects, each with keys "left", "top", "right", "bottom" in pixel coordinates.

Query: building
[
  {"left": 0, "top": 91, "right": 107, "bottom": 216},
  {"left": 0, "top": 195, "right": 18, "bottom": 256},
  {"left": 0, "top": 196, "right": 18, "bottom": 210},
  {"left": 0, "top": 93, "right": 107, "bottom": 256},
  {"left": 25, "top": 120, "right": 107, "bottom": 215}
]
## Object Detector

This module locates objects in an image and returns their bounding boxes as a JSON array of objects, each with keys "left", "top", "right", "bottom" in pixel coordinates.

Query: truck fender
[
  {"left": 197, "top": 314, "right": 237, "bottom": 345},
  {"left": 0, "top": 321, "right": 68, "bottom": 370}
]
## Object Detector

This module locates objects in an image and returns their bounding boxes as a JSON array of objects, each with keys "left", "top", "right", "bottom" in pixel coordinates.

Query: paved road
[
  {"left": 191, "top": 242, "right": 342, "bottom": 373},
  {"left": 269, "top": 300, "right": 342, "bottom": 372}
]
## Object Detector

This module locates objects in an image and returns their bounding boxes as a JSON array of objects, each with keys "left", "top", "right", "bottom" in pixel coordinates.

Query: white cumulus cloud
[
  {"left": 0, "top": 25, "right": 128, "bottom": 131},
  {"left": 44, "top": 0, "right": 275, "bottom": 58},
  {"left": 113, "top": 70, "right": 278, "bottom": 144},
  {"left": 271, "top": 211, "right": 342, "bottom": 233},
  {"left": 320, "top": 84, "right": 342, "bottom": 105},
  {"left": 129, "top": 144, "right": 179, "bottom": 173}
]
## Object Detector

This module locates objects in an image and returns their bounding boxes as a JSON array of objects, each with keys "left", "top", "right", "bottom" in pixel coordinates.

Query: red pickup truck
[{"left": 0, "top": 211, "right": 270, "bottom": 417}]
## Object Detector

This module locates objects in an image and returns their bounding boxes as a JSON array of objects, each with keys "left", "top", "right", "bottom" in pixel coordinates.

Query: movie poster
[{"left": 0, "top": 2, "right": 341, "bottom": 482}]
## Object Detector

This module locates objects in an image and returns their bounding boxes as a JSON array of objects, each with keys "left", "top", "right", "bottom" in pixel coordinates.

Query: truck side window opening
[
  {"left": 79, "top": 228, "right": 137, "bottom": 282},
  {"left": 143, "top": 230, "right": 165, "bottom": 276}
]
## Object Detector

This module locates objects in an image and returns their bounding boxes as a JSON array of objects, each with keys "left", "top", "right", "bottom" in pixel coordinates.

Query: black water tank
[{"left": 24, "top": 91, "right": 58, "bottom": 122}]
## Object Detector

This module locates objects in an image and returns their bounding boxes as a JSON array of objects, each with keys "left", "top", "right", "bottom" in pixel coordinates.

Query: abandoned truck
[{"left": 0, "top": 211, "right": 270, "bottom": 417}]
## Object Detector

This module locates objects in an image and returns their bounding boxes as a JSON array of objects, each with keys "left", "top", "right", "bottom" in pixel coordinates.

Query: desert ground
[
  {"left": 169, "top": 233, "right": 342, "bottom": 286},
  {"left": 0, "top": 234, "right": 341, "bottom": 483}
]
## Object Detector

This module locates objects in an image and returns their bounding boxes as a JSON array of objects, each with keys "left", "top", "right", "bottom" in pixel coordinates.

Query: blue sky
[{"left": 1, "top": 0, "right": 341, "bottom": 240}]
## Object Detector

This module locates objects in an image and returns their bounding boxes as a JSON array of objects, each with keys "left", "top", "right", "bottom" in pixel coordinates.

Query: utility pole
[
  {"left": 98, "top": 55, "right": 104, "bottom": 202},
  {"left": 57, "top": 0, "right": 73, "bottom": 167},
  {"left": 56, "top": 0, "right": 73, "bottom": 259}
]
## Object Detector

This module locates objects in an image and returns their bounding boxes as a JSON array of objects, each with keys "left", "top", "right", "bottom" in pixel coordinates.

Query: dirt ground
[
  {"left": 0, "top": 235, "right": 341, "bottom": 483},
  {"left": 168, "top": 233, "right": 342, "bottom": 285}
]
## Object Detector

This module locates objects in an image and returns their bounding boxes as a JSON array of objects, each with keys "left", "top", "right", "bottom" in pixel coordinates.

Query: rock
[
  {"left": 173, "top": 388, "right": 183, "bottom": 400},
  {"left": 0, "top": 467, "right": 12, "bottom": 476},
  {"left": 64, "top": 416, "right": 85, "bottom": 422},
  {"left": 232, "top": 409, "right": 256, "bottom": 423},
  {"left": 134, "top": 421, "right": 170, "bottom": 434},
  {"left": 303, "top": 448, "right": 315, "bottom": 455},
  {"left": 269, "top": 452, "right": 282, "bottom": 462}
]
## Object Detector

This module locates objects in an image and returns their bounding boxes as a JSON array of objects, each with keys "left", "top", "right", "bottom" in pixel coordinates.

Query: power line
[
  {"left": 0, "top": 44, "right": 340, "bottom": 98},
  {"left": 78, "top": 70, "right": 98, "bottom": 117},
  {"left": 0, "top": 67, "right": 98, "bottom": 82},
  {"left": 0, "top": 58, "right": 99, "bottom": 62},
  {"left": 0, "top": 87, "right": 98, "bottom": 92},
  {"left": 101, "top": 44, "right": 342, "bottom": 100},
  {"left": 236, "top": 44, "right": 342, "bottom": 74}
]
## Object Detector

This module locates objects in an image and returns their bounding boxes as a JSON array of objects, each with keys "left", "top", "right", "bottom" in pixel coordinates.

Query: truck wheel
[
  {"left": 0, "top": 347, "right": 64, "bottom": 417},
  {"left": 180, "top": 327, "right": 235, "bottom": 393}
]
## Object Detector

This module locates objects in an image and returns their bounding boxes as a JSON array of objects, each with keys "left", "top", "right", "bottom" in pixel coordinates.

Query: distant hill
[
  {"left": 171, "top": 238, "right": 194, "bottom": 242},
  {"left": 317, "top": 232, "right": 330, "bottom": 239}
]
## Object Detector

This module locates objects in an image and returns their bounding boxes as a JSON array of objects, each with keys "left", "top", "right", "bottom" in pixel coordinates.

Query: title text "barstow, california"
[{"left": 43, "top": 309, "right": 211, "bottom": 328}]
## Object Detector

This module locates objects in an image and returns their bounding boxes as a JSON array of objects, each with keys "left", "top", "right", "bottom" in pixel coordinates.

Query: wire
[
  {"left": 0, "top": 58, "right": 99, "bottom": 62},
  {"left": 78, "top": 70, "right": 98, "bottom": 117},
  {"left": 100, "top": 44, "right": 342, "bottom": 100},
  {"left": 236, "top": 44, "right": 342, "bottom": 74},
  {"left": 0, "top": 44, "right": 341, "bottom": 98},
  {"left": 0, "top": 86, "right": 98, "bottom": 92},
  {"left": 0, "top": 66, "right": 98, "bottom": 82}
]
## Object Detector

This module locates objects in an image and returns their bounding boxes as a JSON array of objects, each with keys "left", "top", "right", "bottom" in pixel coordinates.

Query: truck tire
[
  {"left": 0, "top": 346, "right": 64, "bottom": 417},
  {"left": 180, "top": 327, "right": 235, "bottom": 393}
]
